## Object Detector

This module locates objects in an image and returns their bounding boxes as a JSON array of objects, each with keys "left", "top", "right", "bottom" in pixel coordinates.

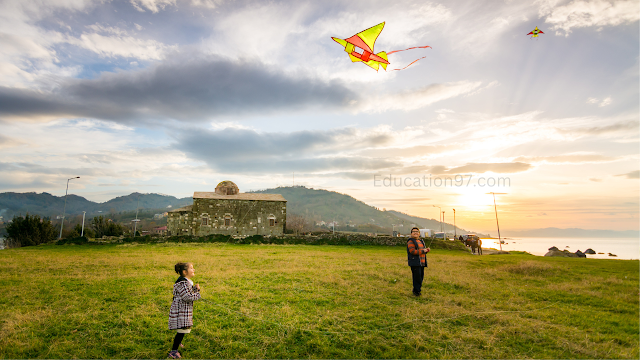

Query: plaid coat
[
  {"left": 407, "top": 238, "right": 428, "bottom": 267},
  {"left": 168, "top": 277, "right": 201, "bottom": 330}
]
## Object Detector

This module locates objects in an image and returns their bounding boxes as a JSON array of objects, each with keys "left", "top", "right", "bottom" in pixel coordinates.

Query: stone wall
[
  {"left": 190, "top": 198, "right": 286, "bottom": 236},
  {"left": 167, "top": 206, "right": 193, "bottom": 236}
]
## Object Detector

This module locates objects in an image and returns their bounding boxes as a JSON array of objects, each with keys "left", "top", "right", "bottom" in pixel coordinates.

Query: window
[
  {"left": 225, "top": 216, "right": 231, "bottom": 226},
  {"left": 202, "top": 217, "right": 208, "bottom": 226},
  {"left": 269, "top": 219, "right": 275, "bottom": 226}
]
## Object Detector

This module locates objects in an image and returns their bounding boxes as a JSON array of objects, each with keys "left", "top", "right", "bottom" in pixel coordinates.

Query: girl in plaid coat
[{"left": 168, "top": 262, "right": 201, "bottom": 359}]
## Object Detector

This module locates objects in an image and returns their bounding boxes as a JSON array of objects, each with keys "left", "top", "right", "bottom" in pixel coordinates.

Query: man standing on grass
[{"left": 407, "top": 227, "right": 430, "bottom": 296}]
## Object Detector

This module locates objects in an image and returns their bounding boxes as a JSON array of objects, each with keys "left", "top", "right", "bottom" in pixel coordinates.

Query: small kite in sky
[
  {"left": 332, "top": 22, "right": 431, "bottom": 72},
  {"left": 527, "top": 26, "right": 544, "bottom": 39}
]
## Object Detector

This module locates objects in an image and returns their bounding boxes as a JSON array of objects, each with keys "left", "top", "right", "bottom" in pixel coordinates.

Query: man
[{"left": 407, "top": 227, "right": 430, "bottom": 296}]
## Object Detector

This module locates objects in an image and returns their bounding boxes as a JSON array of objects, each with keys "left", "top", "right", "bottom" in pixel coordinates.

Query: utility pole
[
  {"left": 487, "top": 192, "right": 507, "bottom": 251},
  {"left": 432, "top": 205, "right": 442, "bottom": 237},
  {"left": 59, "top": 176, "right": 80, "bottom": 239}
]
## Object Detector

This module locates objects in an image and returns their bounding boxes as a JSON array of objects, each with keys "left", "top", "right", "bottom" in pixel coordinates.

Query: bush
[
  {"left": 56, "top": 236, "right": 89, "bottom": 245},
  {"left": 5, "top": 214, "right": 57, "bottom": 248}
]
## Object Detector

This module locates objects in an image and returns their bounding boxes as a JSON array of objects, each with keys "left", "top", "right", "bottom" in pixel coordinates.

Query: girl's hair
[{"left": 174, "top": 262, "right": 191, "bottom": 276}]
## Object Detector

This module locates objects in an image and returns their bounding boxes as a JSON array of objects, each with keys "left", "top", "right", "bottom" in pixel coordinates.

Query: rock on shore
[{"left": 544, "top": 246, "right": 587, "bottom": 258}]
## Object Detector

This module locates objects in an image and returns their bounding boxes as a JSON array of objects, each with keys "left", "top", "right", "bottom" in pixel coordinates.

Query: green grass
[{"left": 0, "top": 243, "right": 637, "bottom": 359}]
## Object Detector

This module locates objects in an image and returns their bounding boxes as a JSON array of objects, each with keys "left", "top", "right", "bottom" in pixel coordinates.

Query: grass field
[{"left": 0, "top": 243, "right": 638, "bottom": 359}]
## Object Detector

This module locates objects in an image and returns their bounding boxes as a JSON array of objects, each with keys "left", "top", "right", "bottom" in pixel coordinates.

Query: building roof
[{"left": 193, "top": 192, "right": 286, "bottom": 202}]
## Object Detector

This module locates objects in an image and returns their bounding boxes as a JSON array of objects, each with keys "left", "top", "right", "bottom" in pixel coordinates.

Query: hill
[
  {"left": 251, "top": 186, "right": 466, "bottom": 233},
  {"left": 0, "top": 192, "right": 192, "bottom": 220}
]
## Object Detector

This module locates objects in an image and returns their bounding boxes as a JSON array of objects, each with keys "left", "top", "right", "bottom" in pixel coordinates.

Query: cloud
[
  {"left": 0, "top": 134, "right": 22, "bottom": 149},
  {"left": 542, "top": 0, "right": 640, "bottom": 35},
  {"left": 558, "top": 120, "right": 639, "bottom": 136},
  {"left": 0, "top": 55, "right": 356, "bottom": 123},
  {"left": 429, "top": 162, "right": 532, "bottom": 174},
  {"left": 172, "top": 126, "right": 397, "bottom": 174},
  {"left": 514, "top": 152, "right": 620, "bottom": 164},
  {"left": 66, "top": 25, "right": 175, "bottom": 60},
  {"left": 586, "top": 96, "right": 612, "bottom": 107},
  {"left": 130, "top": 0, "right": 220, "bottom": 12},
  {"left": 615, "top": 170, "right": 640, "bottom": 179},
  {"left": 358, "top": 81, "right": 483, "bottom": 113}
]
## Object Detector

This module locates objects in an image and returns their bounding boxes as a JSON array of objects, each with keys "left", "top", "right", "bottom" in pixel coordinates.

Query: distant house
[
  {"left": 167, "top": 181, "right": 287, "bottom": 236},
  {"left": 153, "top": 213, "right": 164, "bottom": 220},
  {"left": 153, "top": 226, "right": 167, "bottom": 235}
]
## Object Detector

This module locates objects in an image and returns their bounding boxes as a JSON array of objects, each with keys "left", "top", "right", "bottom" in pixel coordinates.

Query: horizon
[
  {"left": 0, "top": 0, "right": 638, "bottom": 234},
  {"left": 2, "top": 188, "right": 638, "bottom": 234}
]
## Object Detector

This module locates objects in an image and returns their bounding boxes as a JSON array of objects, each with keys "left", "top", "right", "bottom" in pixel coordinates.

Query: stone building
[{"left": 167, "top": 181, "right": 287, "bottom": 236}]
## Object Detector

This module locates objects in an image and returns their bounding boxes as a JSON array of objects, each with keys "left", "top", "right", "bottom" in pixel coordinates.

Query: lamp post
[
  {"left": 132, "top": 194, "right": 140, "bottom": 237},
  {"left": 81, "top": 211, "right": 86, "bottom": 237},
  {"left": 442, "top": 211, "right": 446, "bottom": 239},
  {"left": 453, "top": 208, "right": 456, "bottom": 239},
  {"left": 487, "top": 192, "right": 507, "bottom": 251},
  {"left": 432, "top": 205, "right": 442, "bottom": 236},
  {"left": 59, "top": 176, "right": 80, "bottom": 239}
]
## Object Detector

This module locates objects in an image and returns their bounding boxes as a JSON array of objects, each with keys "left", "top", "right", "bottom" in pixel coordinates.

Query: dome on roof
[{"left": 215, "top": 181, "right": 239, "bottom": 195}]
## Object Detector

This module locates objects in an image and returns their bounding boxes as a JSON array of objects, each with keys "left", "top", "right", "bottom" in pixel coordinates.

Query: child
[{"left": 168, "top": 262, "right": 201, "bottom": 359}]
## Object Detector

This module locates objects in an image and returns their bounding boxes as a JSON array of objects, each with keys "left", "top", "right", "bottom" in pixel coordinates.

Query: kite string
[{"left": 199, "top": 298, "right": 558, "bottom": 335}]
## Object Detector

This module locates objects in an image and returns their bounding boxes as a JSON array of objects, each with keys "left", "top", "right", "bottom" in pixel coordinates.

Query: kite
[
  {"left": 527, "top": 26, "right": 544, "bottom": 39},
  {"left": 332, "top": 22, "right": 431, "bottom": 72}
]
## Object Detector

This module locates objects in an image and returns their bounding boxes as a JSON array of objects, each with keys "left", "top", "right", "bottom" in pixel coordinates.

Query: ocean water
[{"left": 480, "top": 237, "right": 639, "bottom": 260}]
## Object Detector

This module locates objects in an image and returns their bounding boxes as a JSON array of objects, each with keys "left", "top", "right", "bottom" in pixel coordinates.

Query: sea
[{"left": 480, "top": 237, "right": 639, "bottom": 260}]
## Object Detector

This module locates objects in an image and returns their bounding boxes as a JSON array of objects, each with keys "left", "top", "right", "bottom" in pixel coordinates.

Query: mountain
[
  {"left": 505, "top": 227, "right": 639, "bottom": 238},
  {"left": 0, "top": 192, "right": 192, "bottom": 220},
  {"left": 250, "top": 186, "right": 467, "bottom": 232}
]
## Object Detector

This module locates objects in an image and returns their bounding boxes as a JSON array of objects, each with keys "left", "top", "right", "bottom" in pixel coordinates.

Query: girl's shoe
[
  {"left": 180, "top": 343, "right": 185, "bottom": 348},
  {"left": 168, "top": 350, "right": 181, "bottom": 359}
]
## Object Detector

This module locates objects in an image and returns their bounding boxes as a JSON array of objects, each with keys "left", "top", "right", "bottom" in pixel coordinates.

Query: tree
[
  {"left": 287, "top": 214, "right": 311, "bottom": 236},
  {"left": 91, "top": 216, "right": 125, "bottom": 238},
  {"left": 5, "top": 214, "right": 56, "bottom": 248}
]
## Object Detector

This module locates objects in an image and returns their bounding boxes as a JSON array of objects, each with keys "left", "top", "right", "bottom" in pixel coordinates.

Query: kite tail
[
  {"left": 386, "top": 45, "right": 431, "bottom": 55},
  {"left": 386, "top": 45, "right": 431, "bottom": 71},
  {"left": 390, "top": 56, "right": 427, "bottom": 71}
]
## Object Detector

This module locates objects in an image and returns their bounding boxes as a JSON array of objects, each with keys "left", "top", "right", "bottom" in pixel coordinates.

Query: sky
[{"left": 0, "top": 0, "right": 638, "bottom": 234}]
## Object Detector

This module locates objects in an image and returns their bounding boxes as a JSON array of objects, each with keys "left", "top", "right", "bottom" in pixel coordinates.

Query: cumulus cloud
[
  {"left": 0, "top": 134, "right": 22, "bottom": 149},
  {"left": 0, "top": 55, "right": 356, "bottom": 123},
  {"left": 542, "top": 0, "right": 640, "bottom": 35}
]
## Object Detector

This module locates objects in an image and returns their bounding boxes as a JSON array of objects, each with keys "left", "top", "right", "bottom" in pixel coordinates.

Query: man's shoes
[
  {"left": 413, "top": 291, "right": 421, "bottom": 296},
  {"left": 168, "top": 350, "right": 182, "bottom": 359}
]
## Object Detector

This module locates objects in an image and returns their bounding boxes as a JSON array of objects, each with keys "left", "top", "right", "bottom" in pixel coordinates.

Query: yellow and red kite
[
  {"left": 332, "top": 22, "right": 431, "bottom": 72},
  {"left": 527, "top": 26, "right": 544, "bottom": 38}
]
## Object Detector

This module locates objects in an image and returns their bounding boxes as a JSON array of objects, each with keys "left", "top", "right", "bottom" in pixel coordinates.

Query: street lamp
[
  {"left": 132, "top": 193, "right": 140, "bottom": 237},
  {"left": 432, "top": 205, "right": 442, "bottom": 236},
  {"left": 453, "top": 208, "right": 456, "bottom": 239},
  {"left": 442, "top": 211, "right": 446, "bottom": 239},
  {"left": 487, "top": 192, "right": 507, "bottom": 251},
  {"left": 59, "top": 176, "right": 80, "bottom": 239},
  {"left": 81, "top": 211, "right": 86, "bottom": 237}
]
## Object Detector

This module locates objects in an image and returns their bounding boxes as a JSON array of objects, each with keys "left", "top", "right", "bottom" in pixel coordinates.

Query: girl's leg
[{"left": 172, "top": 333, "right": 185, "bottom": 351}]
